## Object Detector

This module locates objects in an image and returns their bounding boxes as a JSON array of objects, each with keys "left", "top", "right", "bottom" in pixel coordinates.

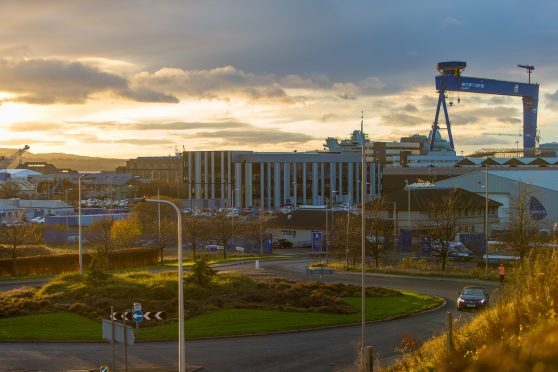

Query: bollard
[
  {"left": 447, "top": 311, "right": 453, "bottom": 352},
  {"left": 361, "top": 346, "right": 373, "bottom": 372},
  {"left": 255, "top": 260, "right": 260, "bottom": 270}
]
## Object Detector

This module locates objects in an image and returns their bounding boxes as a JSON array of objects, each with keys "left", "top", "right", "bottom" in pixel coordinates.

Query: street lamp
[
  {"left": 143, "top": 197, "right": 185, "bottom": 372},
  {"left": 479, "top": 165, "right": 489, "bottom": 279},
  {"left": 78, "top": 174, "right": 85, "bottom": 274}
]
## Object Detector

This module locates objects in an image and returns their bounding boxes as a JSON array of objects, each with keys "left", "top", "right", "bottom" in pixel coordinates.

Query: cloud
[
  {"left": 440, "top": 16, "right": 463, "bottom": 27},
  {"left": 131, "top": 66, "right": 292, "bottom": 103},
  {"left": 381, "top": 111, "right": 427, "bottom": 127},
  {"left": 0, "top": 58, "right": 178, "bottom": 104},
  {"left": 185, "top": 128, "right": 316, "bottom": 146},
  {"left": 113, "top": 139, "right": 175, "bottom": 146},
  {"left": 9, "top": 122, "right": 64, "bottom": 132},
  {"left": 545, "top": 89, "right": 558, "bottom": 110},
  {"left": 457, "top": 135, "right": 513, "bottom": 146},
  {"left": 1, "top": 138, "right": 65, "bottom": 146}
]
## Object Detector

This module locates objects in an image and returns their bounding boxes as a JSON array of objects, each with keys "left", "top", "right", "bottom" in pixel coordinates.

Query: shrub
[
  {"left": 0, "top": 247, "right": 160, "bottom": 276},
  {"left": 190, "top": 256, "right": 216, "bottom": 286}
]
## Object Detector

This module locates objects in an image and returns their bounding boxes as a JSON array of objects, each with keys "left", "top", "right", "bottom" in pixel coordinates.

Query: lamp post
[
  {"left": 359, "top": 112, "right": 366, "bottom": 365},
  {"left": 78, "top": 174, "right": 84, "bottom": 274},
  {"left": 144, "top": 198, "right": 185, "bottom": 372},
  {"left": 484, "top": 165, "right": 489, "bottom": 279}
]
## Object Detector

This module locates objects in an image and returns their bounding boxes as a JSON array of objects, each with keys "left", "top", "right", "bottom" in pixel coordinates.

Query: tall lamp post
[
  {"left": 144, "top": 198, "right": 185, "bottom": 372},
  {"left": 484, "top": 165, "right": 489, "bottom": 279},
  {"left": 360, "top": 112, "right": 366, "bottom": 366},
  {"left": 78, "top": 174, "right": 84, "bottom": 274}
]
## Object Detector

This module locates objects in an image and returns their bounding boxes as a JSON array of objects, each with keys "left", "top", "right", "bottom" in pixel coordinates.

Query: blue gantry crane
[{"left": 430, "top": 61, "right": 539, "bottom": 155}]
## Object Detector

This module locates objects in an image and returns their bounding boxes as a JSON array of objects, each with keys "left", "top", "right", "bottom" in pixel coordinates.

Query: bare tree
[
  {"left": 367, "top": 201, "right": 393, "bottom": 268},
  {"left": 0, "top": 181, "right": 21, "bottom": 199},
  {"left": 331, "top": 212, "right": 362, "bottom": 267},
  {"left": 506, "top": 184, "right": 543, "bottom": 260},
  {"left": 209, "top": 214, "right": 240, "bottom": 259},
  {"left": 182, "top": 215, "right": 208, "bottom": 258},
  {"left": 426, "top": 188, "right": 466, "bottom": 272},
  {"left": 132, "top": 197, "right": 178, "bottom": 264},
  {"left": 0, "top": 223, "right": 43, "bottom": 276}
]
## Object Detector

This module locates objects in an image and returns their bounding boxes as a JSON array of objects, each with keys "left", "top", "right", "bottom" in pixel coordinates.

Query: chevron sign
[
  {"left": 142, "top": 311, "right": 166, "bottom": 321},
  {"left": 110, "top": 311, "right": 165, "bottom": 321}
]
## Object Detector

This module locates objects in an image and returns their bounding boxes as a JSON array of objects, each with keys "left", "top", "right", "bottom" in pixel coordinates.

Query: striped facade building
[{"left": 183, "top": 151, "right": 382, "bottom": 208}]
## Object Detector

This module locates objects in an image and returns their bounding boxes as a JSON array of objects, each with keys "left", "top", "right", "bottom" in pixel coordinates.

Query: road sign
[
  {"left": 311, "top": 231, "right": 322, "bottom": 252},
  {"left": 132, "top": 310, "right": 143, "bottom": 322},
  {"left": 235, "top": 246, "right": 245, "bottom": 252},
  {"left": 102, "top": 319, "right": 134, "bottom": 345},
  {"left": 110, "top": 312, "right": 132, "bottom": 321},
  {"left": 100, "top": 365, "right": 111, "bottom": 372},
  {"left": 133, "top": 302, "right": 142, "bottom": 311},
  {"left": 155, "top": 311, "right": 165, "bottom": 321}
]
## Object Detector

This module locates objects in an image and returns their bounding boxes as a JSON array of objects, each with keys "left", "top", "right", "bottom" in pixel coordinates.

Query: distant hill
[{"left": 0, "top": 148, "right": 127, "bottom": 172}]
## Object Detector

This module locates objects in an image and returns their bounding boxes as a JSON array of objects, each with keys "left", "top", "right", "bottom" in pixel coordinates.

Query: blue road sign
[
  {"left": 132, "top": 310, "right": 143, "bottom": 322},
  {"left": 311, "top": 231, "right": 322, "bottom": 252}
]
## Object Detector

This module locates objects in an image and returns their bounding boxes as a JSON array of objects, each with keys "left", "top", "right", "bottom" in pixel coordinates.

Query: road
[{"left": 0, "top": 258, "right": 499, "bottom": 371}]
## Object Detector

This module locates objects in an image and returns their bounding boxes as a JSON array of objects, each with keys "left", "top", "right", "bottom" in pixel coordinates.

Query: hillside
[
  {"left": 389, "top": 251, "right": 558, "bottom": 371},
  {"left": 0, "top": 148, "right": 127, "bottom": 172}
]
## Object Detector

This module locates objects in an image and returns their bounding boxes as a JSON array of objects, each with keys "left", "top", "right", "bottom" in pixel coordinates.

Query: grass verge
[
  {"left": 0, "top": 291, "right": 442, "bottom": 341},
  {"left": 324, "top": 261, "right": 500, "bottom": 282}
]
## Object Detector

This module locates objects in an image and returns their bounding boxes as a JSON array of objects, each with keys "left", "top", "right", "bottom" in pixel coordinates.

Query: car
[{"left": 457, "top": 286, "right": 490, "bottom": 311}]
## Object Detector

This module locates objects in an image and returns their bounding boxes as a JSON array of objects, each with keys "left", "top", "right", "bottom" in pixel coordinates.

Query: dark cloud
[
  {"left": 132, "top": 66, "right": 292, "bottom": 103},
  {"left": 381, "top": 111, "right": 427, "bottom": 127},
  {"left": 0, "top": 58, "right": 178, "bottom": 104}
]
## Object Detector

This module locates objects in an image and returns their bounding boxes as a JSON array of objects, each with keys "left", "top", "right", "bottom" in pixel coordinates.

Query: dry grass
[{"left": 388, "top": 249, "right": 558, "bottom": 371}]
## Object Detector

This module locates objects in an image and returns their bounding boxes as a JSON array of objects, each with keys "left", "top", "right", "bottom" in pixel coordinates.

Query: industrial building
[
  {"left": 434, "top": 169, "right": 558, "bottom": 233},
  {"left": 183, "top": 149, "right": 382, "bottom": 209}
]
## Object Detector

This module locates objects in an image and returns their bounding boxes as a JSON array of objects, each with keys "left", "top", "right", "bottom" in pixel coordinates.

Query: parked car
[
  {"left": 457, "top": 286, "right": 490, "bottom": 311},
  {"left": 273, "top": 239, "right": 293, "bottom": 249},
  {"left": 432, "top": 241, "right": 473, "bottom": 261}
]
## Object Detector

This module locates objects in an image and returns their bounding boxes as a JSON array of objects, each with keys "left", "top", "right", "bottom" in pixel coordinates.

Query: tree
[
  {"left": 110, "top": 217, "right": 142, "bottom": 249},
  {"left": 182, "top": 215, "right": 208, "bottom": 258},
  {"left": 426, "top": 188, "right": 466, "bottom": 272},
  {"left": 367, "top": 201, "right": 393, "bottom": 268},
  {"left": 209, "top": 214, "right": 240, "bottom": 259},
  {"left": 87, "top": 218, "right": 114, "bottom": 257},
  {"left": 0, "top": 181, "right": 21, "bottom": 199},
  {"left": 330, "top": 212, "right": 362, "bottom": 266},
  {"left": 190, "top": 256, "right": 216, "bottom": 286},
  {"left": 506, "top": 184, "right": 542, "bottom": 260},
  {"left": 0, "top": 223, "right": 42, "bottom": 276},
  {"left": 131, "top": 197, "right": 178, "bottom": 264}
]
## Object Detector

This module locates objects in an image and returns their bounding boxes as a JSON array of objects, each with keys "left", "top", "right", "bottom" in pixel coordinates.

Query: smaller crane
[
  {"left": 518, "top": 64, "right": 535, "bottom": 84},
  {"left": 0, "top": 145, "right": 30, "bottom": 176}
]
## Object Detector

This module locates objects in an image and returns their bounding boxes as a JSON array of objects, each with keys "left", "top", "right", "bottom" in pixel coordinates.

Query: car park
[{"left": 457, "top": 286, "right": 490, "bottom": 311}]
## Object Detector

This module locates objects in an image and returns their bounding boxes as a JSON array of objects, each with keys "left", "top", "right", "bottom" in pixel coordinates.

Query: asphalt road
[{"left": 0, "top": 258, "right": 500, "bottom": 371}]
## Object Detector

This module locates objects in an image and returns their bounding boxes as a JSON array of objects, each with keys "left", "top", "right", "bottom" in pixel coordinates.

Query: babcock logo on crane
[{"left": 461, "top": 82, "right": 485, "bottom": 90}]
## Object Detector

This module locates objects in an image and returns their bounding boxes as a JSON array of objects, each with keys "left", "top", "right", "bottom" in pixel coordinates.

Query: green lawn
[{"left": 0, "top": 292, "right": 442, "bottom": 341}]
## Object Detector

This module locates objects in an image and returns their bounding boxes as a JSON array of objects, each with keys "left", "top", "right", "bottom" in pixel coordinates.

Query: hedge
[{"left": 0, "top": 247, "right": 160, "bottom": 276}]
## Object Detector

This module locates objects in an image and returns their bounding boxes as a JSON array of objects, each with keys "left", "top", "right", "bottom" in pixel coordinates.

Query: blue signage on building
[{"left": 311, "top": 231, "right": 322, "bottom": 252}]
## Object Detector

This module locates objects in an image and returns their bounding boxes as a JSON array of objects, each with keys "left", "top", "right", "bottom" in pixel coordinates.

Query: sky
[{"left": 1, "top": 0, "right": 558, "bottom": 158}]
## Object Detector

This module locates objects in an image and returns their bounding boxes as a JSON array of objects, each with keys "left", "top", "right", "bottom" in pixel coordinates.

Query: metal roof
[{"left": 489, "top": 170, "right": 558, "bottom": 192}]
